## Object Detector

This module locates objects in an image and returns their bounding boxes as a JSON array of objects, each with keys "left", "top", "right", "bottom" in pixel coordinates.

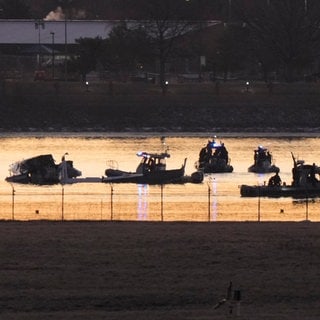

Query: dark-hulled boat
[
  {"left": 5, "top": 153, "right": 82, "bottom": 185},
  {"left": 195, "top": 139, "right": 233, "bottom": 173},
  {"left": 248, "top": 145, "right": 279, "bottom": 173},
  {"left": 103, "top": 151, "right": 203, "bottom": 184},
  {"left": 241, "top": 154, "right": 320, "bottom": 198}
]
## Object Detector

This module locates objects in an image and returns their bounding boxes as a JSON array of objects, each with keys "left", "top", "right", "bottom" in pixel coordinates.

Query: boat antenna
[
  {"left": 291, "top": 152, "right": 297, "bottom": 168},
  {"left": 62, "top": 152, "right": 68, "bottom": 162}
]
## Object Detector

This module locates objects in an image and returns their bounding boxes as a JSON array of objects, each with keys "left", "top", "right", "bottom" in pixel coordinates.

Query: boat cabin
[
  {"left": 292, "top": 160, "right": 320, "bottom": 187},
  {"left": 199, "top": 140, "right": 229, "bottom": 163},
  {"left": 254, "top": 146, "right": 272, "bottom": 166},
  {"left": 136, "top": 151, "right": 169, "bottom": 173}
]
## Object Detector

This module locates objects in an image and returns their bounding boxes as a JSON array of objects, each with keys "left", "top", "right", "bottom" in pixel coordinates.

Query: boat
[
  {"left": 240, "top": 153, "right": 320, "bottom": 198},
  {"left": 5, "top": 153, "right": 101, "bottom": 185},
  {"left": 195, "top": 138, "right": 233, "bottom": 173},
  {"left": 102, "top": 150, "right": 203, "bottom": 184},
  {"left": 248, "top": 145, "right": 279, "bottom": 173}
]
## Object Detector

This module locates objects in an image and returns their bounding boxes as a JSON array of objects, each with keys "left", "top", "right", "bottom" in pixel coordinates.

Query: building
[
  {"left": 0, "top": 19, "right": 222, "bottom": 81},
  {"left": 0, "top": 19, "right": 125, "bottom": 80}
]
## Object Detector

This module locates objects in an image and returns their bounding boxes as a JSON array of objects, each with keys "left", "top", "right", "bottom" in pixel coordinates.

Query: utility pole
[
  {"left": 59, "top": 0, "right": 73, "bottom": 81},
  {"left": 228, "top": 0, "right": 232, "bottom": 22},
  {"left": 50, "top": 32, "right": 55, "bottom": 79},
  {"left": 34, "top": 19, "right": 45, "bottom": 69}
]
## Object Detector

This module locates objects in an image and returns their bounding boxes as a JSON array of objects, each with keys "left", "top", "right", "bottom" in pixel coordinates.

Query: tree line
[
  {"left": 2, "top": 0, "right": 320, "bottom": 83},
  {"left": 70, "top": 0, "right": 320, "bottom": 84}
]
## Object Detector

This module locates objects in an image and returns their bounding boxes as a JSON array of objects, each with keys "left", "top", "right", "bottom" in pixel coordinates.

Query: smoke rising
[
  {"left": 44, "top": 7, "right": 65, "bottom": 21},
  {"left": 44, "top": 7, "right": 87, "bottom": 21}
]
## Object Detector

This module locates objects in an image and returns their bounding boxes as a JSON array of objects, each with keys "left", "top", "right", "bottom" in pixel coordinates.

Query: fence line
[{"left": 0, "top": 184, "right": 318, "bottom": 222}]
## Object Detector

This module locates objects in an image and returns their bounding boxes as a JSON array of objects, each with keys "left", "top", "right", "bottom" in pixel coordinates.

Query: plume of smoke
[
  {"left": 44, "top": 6, "right": 87, "bottom": 21},
  {"left": 44, "top": 6, "right": 65, "bottom": 21}
]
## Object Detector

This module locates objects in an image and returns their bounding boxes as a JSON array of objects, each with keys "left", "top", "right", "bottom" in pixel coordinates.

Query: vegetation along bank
[{"left": 1, "top": 80, "right": 320, "bottom": 133}]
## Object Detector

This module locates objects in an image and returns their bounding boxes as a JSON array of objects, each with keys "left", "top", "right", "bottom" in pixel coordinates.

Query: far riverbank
[{"left": 1, "top": 80, "right": 320, "bottom": 132}]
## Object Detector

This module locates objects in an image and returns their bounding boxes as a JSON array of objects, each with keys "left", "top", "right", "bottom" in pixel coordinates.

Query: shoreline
[
  {"left": 1, "top": 130, "right": 320, "bottom": 138},
  {"left": 2, "top": 81, "right": 320, "bottom": 133}
]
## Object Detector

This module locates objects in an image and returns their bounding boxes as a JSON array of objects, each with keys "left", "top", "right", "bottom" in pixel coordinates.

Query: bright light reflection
[
  {"left": 210, "top": 177, "right": 218, "bottom": 221},
  {"left": 137, "top": 184, "right": 148, "bottom": 220}
]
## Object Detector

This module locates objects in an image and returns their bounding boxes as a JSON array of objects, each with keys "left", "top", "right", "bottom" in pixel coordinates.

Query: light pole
[
  {"left": 64, "top": 14, "right": 67, "bottom": 81},
  {"left": 59, "top": 0, "right": 73, "bottom": 81},
  {"left": 50, "top": 32, "right": 55, "bottom": 79},
  {"left": 34, "top": 19, "right": 45, "bottom": 69},
  {"left": 228, "top": 0, "right": 232, "bottom": 22}
]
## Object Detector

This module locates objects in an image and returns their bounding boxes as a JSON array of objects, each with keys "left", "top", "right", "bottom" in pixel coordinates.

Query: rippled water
[{"left": 1, "top": 132, "right": 320, "bottom": 221}]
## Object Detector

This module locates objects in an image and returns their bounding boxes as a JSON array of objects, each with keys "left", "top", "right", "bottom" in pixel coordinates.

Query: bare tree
[
  {"left": 72, "top": 37, "right": 104, "bottom": 80},
  {"left": 136, "top": 0, "right": 201, "bottom": 93},
  {"left": 102, "top": 22, "right": 152, "bottom": 78},
  {"left": 235, "top": 0, "right": 320, "bottom": 81}
]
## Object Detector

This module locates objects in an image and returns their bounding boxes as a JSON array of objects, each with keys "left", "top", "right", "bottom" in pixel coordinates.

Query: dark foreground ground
[
  {"left": 1, "top": 81, "right": 320, "bottom": 133},
  {"left": 1, "top": 221, "right": 320, "bottom": 319}
]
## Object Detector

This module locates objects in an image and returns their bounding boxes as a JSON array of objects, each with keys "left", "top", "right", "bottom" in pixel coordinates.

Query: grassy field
[
  {"left": 1, "top": 221, "right": 320, "bottom": 319},
  {"left": 1, "top": 80, "right": 320, "bottom": 132}
]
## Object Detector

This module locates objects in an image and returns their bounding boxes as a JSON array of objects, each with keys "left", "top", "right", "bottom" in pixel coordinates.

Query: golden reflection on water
[{"left": 0, "top": 133, "right": 320, "bottom": 221}]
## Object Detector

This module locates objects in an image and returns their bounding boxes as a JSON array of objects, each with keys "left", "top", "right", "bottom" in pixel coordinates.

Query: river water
[{"left": 0, "top": 132, "right": 320, "bottom": 222}]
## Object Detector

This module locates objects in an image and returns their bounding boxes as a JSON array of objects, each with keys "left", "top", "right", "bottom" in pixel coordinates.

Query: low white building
[
  {"left": 0, "top": 19, "right": 124, "bottom": 80},
  {"left": 0, "top": 19, "right": 119, "bottom": 45}
]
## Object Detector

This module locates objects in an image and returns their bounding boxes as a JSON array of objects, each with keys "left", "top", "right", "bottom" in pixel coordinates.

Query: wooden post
[
  {"left": 160, "top": 184, "right": 164, "bottom": 221},
  {"left": 207, "top": 182, "right": 211, "bottom": 222},
  {"left": 11, "top": 184, "right": 15, "bottom": 221},
  {"left": 258, "top": 185, "right": 261, "bottom": 222},
  {"left": 61, "top": 186, "right": 64, "bottom": 221},
  {"left": 305, "top": 193, "right": 309, "bottom": 221},
  {"left": 110, "top": 184, "right": 114, "bottom": 221}
]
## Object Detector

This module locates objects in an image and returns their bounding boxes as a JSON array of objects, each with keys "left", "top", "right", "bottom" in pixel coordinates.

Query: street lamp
[
  {"left": 50, "top": 32, "right": 55, "bottom": 79},
  {"left": 34, "top": 19, "right": 45, "bottom": 69}
]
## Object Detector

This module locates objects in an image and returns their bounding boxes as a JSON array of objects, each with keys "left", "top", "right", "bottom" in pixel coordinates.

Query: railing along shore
[{"left": 0, "top": 184, "right": 317, "bottom": 222}]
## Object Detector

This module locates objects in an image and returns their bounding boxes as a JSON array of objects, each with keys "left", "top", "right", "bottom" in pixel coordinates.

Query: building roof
[
  {"left": 0, "top": 19, "right": 221, "bottom": 46},
  {"left": 0, "top": 19, "right": 119, "bottom": 45}
]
